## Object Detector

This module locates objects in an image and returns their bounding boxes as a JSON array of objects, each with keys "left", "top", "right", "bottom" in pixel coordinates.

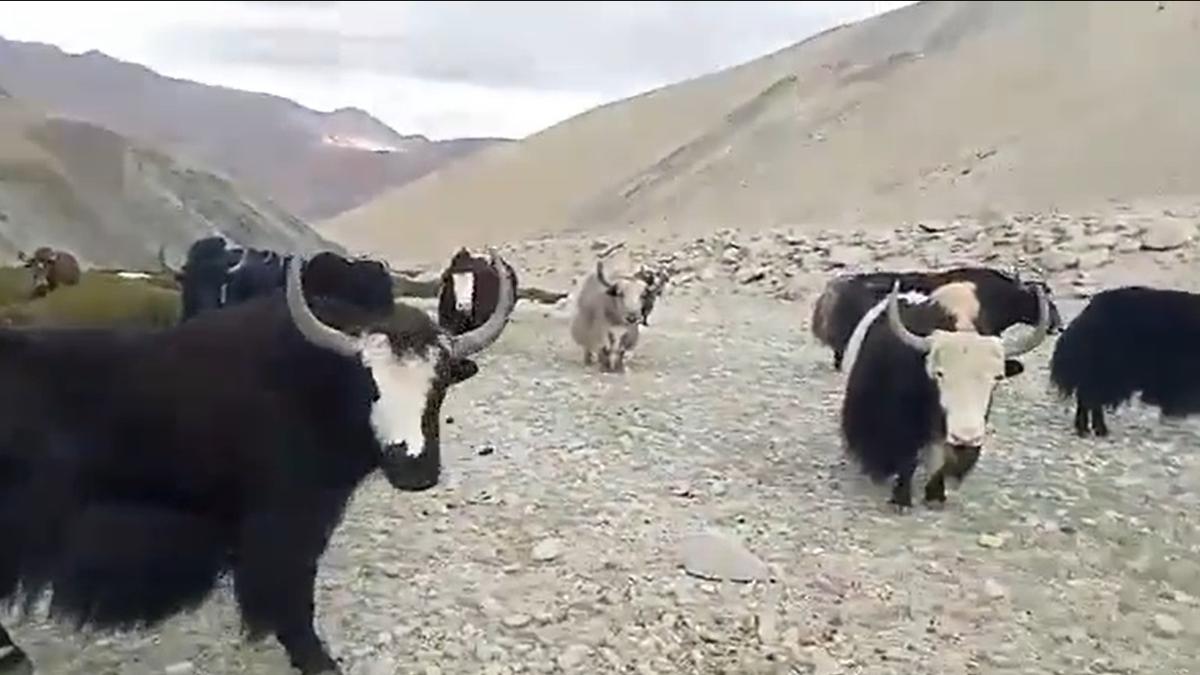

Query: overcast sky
[{"left": 0, "top": 1, "right": 911, "bottom": 140}]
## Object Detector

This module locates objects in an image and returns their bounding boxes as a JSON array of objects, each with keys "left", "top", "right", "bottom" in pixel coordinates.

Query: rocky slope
[
  {"left": 324, "top": 0, "right": 1200, "bottom": 267},
  {"left": 0, "top": 93, "right": 334, "bottom": 268},
  {"left": 0, "top": 36, "right": 510, "bottom": 220},
  {"left": 7, "top": 203, "right": 1200, "bottom": 675}
]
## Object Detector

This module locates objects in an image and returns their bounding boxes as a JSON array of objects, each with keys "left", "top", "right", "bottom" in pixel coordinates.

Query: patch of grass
[
  {"left": 0, "top": 267, "right": 33, "bottom": 306},
  {"left": 0, "top": 272, "right": 181, "bottom": 329}
]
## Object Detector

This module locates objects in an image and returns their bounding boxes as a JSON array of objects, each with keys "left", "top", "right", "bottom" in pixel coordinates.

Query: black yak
[
  {"left": 0, "top": 252, "right": 517, "bottom": 674},
  {"left": 162, "top": 238, "right": 395, "bottom": 322},
  {"left": 18, "top": 246, "right": 82, "bottom": 299},
  {"left": 812, "top": 266, "right": 1062, "bottom": 371},
  {"left": 1050, "top": 286, "right": 1200, "bottom": 437},
  {"left": 438, "top": 248, "right": 520, "bottom": 336},
  {"left": 840, "top": 281, "right": 1050, "bottom": 510}
]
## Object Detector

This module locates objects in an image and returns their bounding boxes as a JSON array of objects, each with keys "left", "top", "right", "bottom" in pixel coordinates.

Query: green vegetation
[{"left": 0, "top": 267, "right": 180, "bottom": 329}]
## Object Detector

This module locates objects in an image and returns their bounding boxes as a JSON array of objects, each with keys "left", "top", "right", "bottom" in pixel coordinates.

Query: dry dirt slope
[
  {"left": 323, "top": 0, "right": 1200, "bottom": 266},
  {"left": 0, "top": 93, "right": 335, "bottom": 269}
]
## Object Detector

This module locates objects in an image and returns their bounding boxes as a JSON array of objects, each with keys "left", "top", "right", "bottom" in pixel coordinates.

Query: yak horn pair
[
  {"left": 286, "top": 252, "right": 516, "bottom": 360},
  {"left": 885, "top": 281, "right": 1049, "bottom": 357}
]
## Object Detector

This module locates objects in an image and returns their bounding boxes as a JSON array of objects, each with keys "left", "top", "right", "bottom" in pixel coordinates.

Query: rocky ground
[{"left": 6, "top": 202, "right": 1200, "bottom": 675}]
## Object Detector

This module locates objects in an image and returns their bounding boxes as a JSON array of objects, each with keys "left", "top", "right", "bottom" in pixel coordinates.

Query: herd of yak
[{"left": 0, "top": 233, "right": 1197, "bottom": 674}]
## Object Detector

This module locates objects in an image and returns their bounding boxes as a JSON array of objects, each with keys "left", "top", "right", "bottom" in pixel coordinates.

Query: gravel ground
[{"left": 5, "top": 284, "right": 1200, "bottom": 675}]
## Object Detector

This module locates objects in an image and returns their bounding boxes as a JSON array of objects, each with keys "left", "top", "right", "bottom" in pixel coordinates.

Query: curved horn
[
  {"left": 157, "top": 245, "right": 183, "bottom": 276},
  {"left": 886, "top": 281, "right": 932, "bottom": 352},
  {"left": 1003, "top": 284, "right": 1050, "bottom": 357},
  {"left": 599, "top": 241, "right": 626, "bottom": 259},
  {"left": 226, "top": 248, "right": 249, "bottom": 274},
  {"left": 285, "top": 256, "right": 360, "bottom": 358},
  {"left": 448, "top": 253, "right": 516, "bottom": 359},
  {"left": 595, "top": 260, "right": 614, "bottom": 289}
]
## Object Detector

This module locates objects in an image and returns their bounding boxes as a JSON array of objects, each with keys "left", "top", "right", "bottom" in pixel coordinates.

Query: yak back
[
  {"left": 0, "top": 291, "right": 384, "bottom": 629},
  {"left": 840, "top": 297, "right": 959, "bottom": 481},
  {"left": 1050, "top": 286, "right": 1200, "bottom": 415}
]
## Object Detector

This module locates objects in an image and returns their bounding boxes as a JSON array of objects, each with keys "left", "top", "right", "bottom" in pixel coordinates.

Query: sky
[{"left": 0, "top": 1, "right": 912, "bottom": 140}]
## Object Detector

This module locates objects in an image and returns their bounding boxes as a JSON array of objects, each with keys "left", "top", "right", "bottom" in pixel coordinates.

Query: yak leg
[
  {"left": 612, "top": 348, "right": 626, "bottom": 373},
  {"left": 234, "top": 515, "right": 340, "bottom": 675},
  {"left": 889, "top": 457, "right": 917, "bottom": 512},
  {"left": 1091, "top": 406, "right": 1109, "bottom": 437},
  {"left": 582, "top": 348, "right": 593, "bottom": 366},
  {"left": 923, "top": 470, "right": 947, "bottom": 507},
  {"left": 1073, "top": 398, "right": 1090, "bottom": 437},
  {"left": 0, "top": 623, "right": 32, "bottom": 675}
]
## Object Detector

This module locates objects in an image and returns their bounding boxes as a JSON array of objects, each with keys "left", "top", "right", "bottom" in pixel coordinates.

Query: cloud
[{"left": 0, "top": 0, "right": 912, "bottom": 138}]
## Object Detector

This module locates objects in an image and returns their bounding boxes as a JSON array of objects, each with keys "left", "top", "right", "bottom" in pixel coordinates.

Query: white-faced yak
[
  {"left": 840, "top": 280, "right": 1051, "bottom": 511},
  {"left": 0, "top": 252, "right": 517, "bottom": 674},
  {"left": 437, "top": 247, "right": 521, "bottom": 336},
  {"left": 1050, "top": 286, "right": 1200, "bottom": 437},
  {"left": 812, "top": 266, "right": 1062, "bottom": 371}
]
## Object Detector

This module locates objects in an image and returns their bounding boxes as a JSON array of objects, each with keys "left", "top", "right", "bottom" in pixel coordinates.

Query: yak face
[
  {"left": 22, "top": 247, "right": 56, "bottom": 294},
  {"left": 924, "top": 332, "right": 1025, "bottom": 449},
  {"left": 596, "top": 261, "right": 647, "bottom": 326},
  {"left": 287, "top": 252, "right": 515, "bottom": 492},
  {"left": 162, "top": 238, "right": 248, "bottom": 320},
  {"left": 885, "top": 280, "right": 1049, "bottom": 451},
  {"left": 451, "top": 272, "right": 475, "bottom": 313}
]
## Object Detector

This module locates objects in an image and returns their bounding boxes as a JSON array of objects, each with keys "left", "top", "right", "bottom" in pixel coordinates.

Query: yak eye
[{"left": 935, "top": 370, "right": 945, "bottom": 380}]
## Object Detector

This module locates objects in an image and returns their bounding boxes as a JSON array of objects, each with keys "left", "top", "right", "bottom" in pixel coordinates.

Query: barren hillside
[
  {"left": 323, "top": 0, "right": 1200, "bottom": 266},
  {"left": 0, "top": 37, "right": 511, "bottom": 220},
  {"left": 0, "top": 94, "right": 334, "bottom": 268}
]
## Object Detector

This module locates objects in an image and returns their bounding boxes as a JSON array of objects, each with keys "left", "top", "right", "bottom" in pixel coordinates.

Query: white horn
[
  {"left": 286, "top": 256, "right": 359, "bottom": 358},
  {"left": 886, "top": 281, "right": 931, "bottom": 352},
  {"left": 1004, "top": 283, "right": 1050, "bottom": 357}
]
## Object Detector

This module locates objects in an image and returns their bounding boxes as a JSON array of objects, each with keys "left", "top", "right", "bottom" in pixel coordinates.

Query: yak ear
[{"left": 1003, "top": 359, "right": 1025, "bottom": 379}]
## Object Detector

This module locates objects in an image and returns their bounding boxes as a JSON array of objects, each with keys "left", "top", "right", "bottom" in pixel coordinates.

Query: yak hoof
[
  {"left": 923, "top": 498, "right": 947, "bottom": 511},
  {"left": 889, "top": 501, "right": 913, "bottom": 515}
]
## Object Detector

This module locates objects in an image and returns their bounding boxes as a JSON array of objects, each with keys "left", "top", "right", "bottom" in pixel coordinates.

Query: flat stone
[
  {"left": 557, "top": 644, "right": 591, "bottom": 670},
  {"left": 532, "top": 537, "right": 564, "bottom": 562},
  {"left": 1153, "top": 613, "right": 1183, "bottom": 638},
  {"left": 977, "top": 533, "right": 1005, "bottom": 549},
  {"left": 164, "top": 663, "right": 195, "bottom": 675},
  {"left": 1141, "top": 220, "right": 1195, "bottom": 251},
  {"left": 982, "top": 578, "right": 1008, "bottom": 600},
  {"left": 680, "top": 530, "right": 769, "bottom": 582},
  {"left": 503, "top": 613, "right": 532, "bottom": 628},
  {"left": 826, "top": 245, "right": 871, "bottom": 268}
]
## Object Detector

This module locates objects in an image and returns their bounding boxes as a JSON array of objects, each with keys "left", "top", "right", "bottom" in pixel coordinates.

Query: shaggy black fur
[
  {"left": 438, "top": 249, "right": 520, "bottom": 336},
  {"left": 816, "top": 266, "right": 1061, "bottom": 370},
  {"left": 0, "top": 275, "right": 486, "bottom": 673},
  {"left": 176, "top": 239, "right": 396, "bottom": 323},
  {"left": 1050, "top": 286, "right": 1200, "bottom": 437},
  {"left": 840, "top": 294, "right": 1025, "bottom": 509}
]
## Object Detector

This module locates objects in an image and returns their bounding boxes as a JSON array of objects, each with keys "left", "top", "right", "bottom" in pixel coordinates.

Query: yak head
[
  {"left": 160, "top": 238, "right": 249, "bottom": 320},
  {"left": 287, "top": 250, "right": 516, "bottom": 492},
  {"left": 19, "top": 247, "right": 59, "bottom": 294},
  {"left": 886, "top": 280, "right": 1049, "bottom": 451},
  {"left": 442, "top": 248, "right": 481, "bottom": 314},
  {"left": 596, "top": 260, "right": 647, "bottom": 327}
]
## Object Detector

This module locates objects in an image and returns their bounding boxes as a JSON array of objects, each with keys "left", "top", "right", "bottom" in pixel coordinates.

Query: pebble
[
  {"left": 978, "top": 533, "right": 1005, "bottom": 549},
  {"left": 532, "top": 537, "right": 564, "bottom": 562},
  {"left": 503, "top": 613, "right": 532, "bottom": 628},
  {"left": 164, "top": 663, "right": 195, "bottom": 675},
  {"left": 1152, "top": 613, "right": 1183, "bottom": 638},
  {"left": 557, "top": 644, "right": 591, "bottom": 669},
  {"left": 983, "top": 578, "right": 1008, "bottom": 600}
]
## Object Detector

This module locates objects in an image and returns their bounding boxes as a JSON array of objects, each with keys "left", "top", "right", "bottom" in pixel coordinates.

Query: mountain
[
  {"left": 0, "top": 92, "right": 334, "bottom": 269},
  {"left": 0, "top": 37, "right": 510, "bottom": 221},
  {"left": 322, "top": 0, "right": 1200, "bottom": 265}
]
